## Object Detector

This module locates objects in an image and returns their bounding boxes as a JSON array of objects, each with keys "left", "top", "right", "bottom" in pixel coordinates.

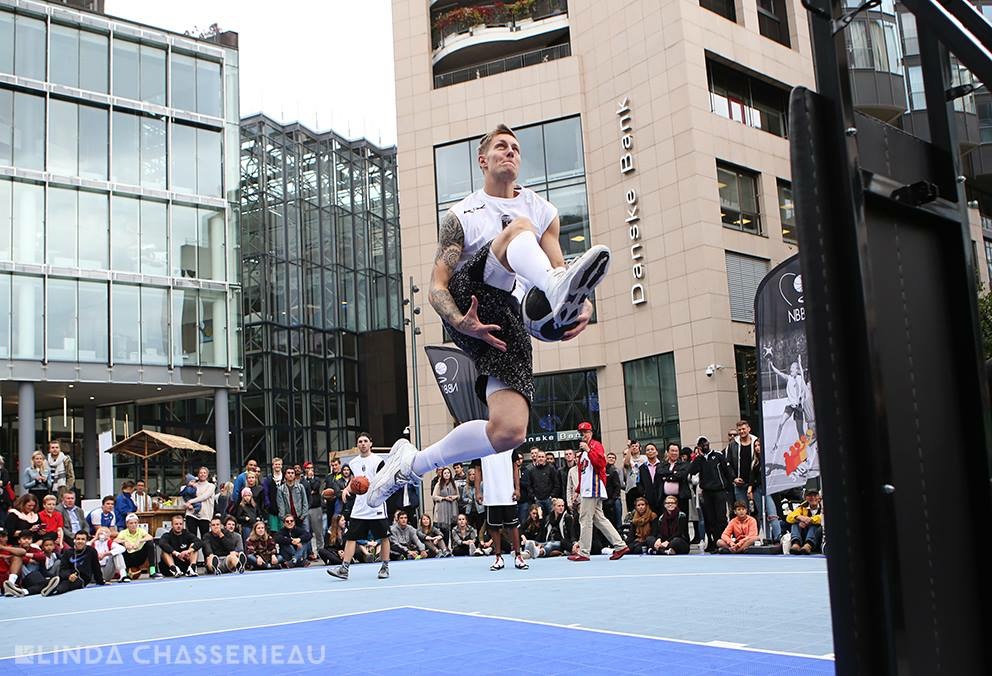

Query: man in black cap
[{"left": 689, "top": 436, "right": 735, "bottom": 553}]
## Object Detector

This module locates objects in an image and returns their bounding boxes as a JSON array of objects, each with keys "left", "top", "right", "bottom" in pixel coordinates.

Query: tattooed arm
[{"left": 430, "top": 210, "right": 507, "bottom": 351}]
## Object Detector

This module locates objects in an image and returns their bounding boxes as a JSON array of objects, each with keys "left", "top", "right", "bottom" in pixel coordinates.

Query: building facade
[
  {"left": 0, "top": 0, "right": 242, "bottom": 491},
  {"left": 239, "top": 115, "right": 407, "bottom": 466}
]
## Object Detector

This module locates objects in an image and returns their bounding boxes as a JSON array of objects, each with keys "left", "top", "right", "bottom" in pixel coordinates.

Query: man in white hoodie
[{"left": 46, "top": 440, "right": 75, "bottom": 499}]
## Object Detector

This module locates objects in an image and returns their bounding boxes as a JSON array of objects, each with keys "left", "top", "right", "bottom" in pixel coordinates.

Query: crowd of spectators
[{"left": 0, "top": 421, "right": 824, "bottom": 598}]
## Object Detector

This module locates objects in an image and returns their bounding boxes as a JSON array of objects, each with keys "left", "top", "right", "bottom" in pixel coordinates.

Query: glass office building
[
  {"left": 0, "top": 0, "right": 242, "bottom": 492},
  {"left": 240, "top": 115, "right": 406, "bottom": 466}
]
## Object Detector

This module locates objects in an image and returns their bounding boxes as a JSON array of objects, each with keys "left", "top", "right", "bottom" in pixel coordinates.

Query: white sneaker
[
  {"left": 543, "top": 245, "right": 611, "bottom": 329},
  {"left": 41, "top": 575, "right": 60, "bottom": 597},
  {"left": 3, "top": 579, "right": 27, "bottom": 597},
  {"left": 365, "top": 438, "right": 419, "bottom": 508}
]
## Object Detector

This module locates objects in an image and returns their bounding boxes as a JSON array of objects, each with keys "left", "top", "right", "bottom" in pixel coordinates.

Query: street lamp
[{"left": 403, "top": 277, "right": 423, "bottom": 451}]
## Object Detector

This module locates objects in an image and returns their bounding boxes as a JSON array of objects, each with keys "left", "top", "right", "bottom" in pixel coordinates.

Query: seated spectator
[
  {"left": 787, "top": 489, "right": 824, "bottom": 554},
  {"left": 159, "top": 514, "right": 201, "bottom": 577},
  {"left": 114, "top": 513, "right": 158, "bottom": 580},
  {"left": 0, "top": 526, "right": 28, "bottom": 596},
  {"left": 541, "top": 498, "right": 574, "bottom": 557},
  {"left": 476, "top": 525, "right": 495, "bottom": 557},
  {"left": 625, "top": 497, "right": 658, "bottom": 555},
  {"left": 450, "top": 514, "right": 479, "bottom": 556},
  {"left": 57, "top": 490, "right": 88, "bottom": 546},
  {"left": 114, "top": 481, "right": 138, "bottom": 530},
  {"left": 38, "top": 495, "right": 65, "bottom": 550},
  {"left": 87, "top": 495, "right": 118, "bottom": 536},
  {"left": 389, "top": 511, "right": 427, "bottom": 561},
  {"left": 5, "top": 494, "right": 43, "bottom": 542},
  {"left": 223, "top": 516, "right": 245, "bottom": 554},
  {"left": 245, "top": 520, "right": 282, "bottom": 570},
  {"left": 418, "top": 514, "right": 450, "bottom": 558},
  {"left": 203, "top": 516, "right": 247, "bottom": 574},
  {"left": 18, "top": 532, "right": 61, "bottom": 596},
  {"left": 717, "top": 501, "right": 759, "bottom": 554},
  {"left": 520, "top": 504, "right": 548, "bottom": 559},
  {"left": 91, "top": 526, "right": 126, "bottom": 582},
  {"left": 317, "top": 515, "right": 347, "bottom": 566},
  {"left": 654, "top": 495, "right": 691, "bottom": 555},
  {"left": 274, "top": 514, "right": 312, "bottom": 567},
  {"left": 233, "top": 487, "right": 261, "bottom": 541},
  {"left": 50, "top": 531, "right": 106, "bottom": 596}
]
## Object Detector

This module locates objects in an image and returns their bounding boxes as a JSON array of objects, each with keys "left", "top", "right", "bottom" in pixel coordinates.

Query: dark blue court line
[{"left": 4, "top": 607, "right": 834, "bottom": 675}]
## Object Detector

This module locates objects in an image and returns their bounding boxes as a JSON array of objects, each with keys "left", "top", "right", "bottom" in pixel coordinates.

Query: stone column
[
  {"left": 17, "top": 382, "right": 35, "bottom": 488},
  {"left": 214, "top": 388, "right": 231, "bottom": 483},
  {"left": 84, "top": 405, "right": 98, "bottom": 499}
]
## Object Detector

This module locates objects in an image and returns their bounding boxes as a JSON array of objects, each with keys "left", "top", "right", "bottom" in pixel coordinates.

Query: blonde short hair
[{"left": 478, "top": 124, "right": 517, "bottom": 156}]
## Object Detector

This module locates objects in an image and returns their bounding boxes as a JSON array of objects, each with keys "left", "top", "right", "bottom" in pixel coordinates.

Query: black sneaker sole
[
  {"left": 326, "top": 569, "right": 348, "bottom": 580},
  {"left": 555, "top": 248, "right": 611, "bottom": 326}
]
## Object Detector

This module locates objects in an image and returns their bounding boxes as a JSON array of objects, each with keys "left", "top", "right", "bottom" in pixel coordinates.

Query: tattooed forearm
[
  {"left": 430, "top": 210, "right": 465, "bottom": 326},
  {"left": 429, "top": 288, "right": 463, "bottom": 327}
]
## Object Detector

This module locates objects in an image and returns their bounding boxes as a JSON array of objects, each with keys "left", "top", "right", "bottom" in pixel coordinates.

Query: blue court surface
[{"left": 0, "top": 555, "right": 833, "bottom": 674}]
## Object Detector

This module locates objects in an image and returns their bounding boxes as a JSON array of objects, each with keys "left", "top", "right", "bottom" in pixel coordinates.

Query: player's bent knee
[{"left": 489, "top": 427, "right": 527, "bottom": 452}]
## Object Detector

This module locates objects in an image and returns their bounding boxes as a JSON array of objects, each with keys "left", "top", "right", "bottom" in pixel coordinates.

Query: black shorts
[
  {"left": 344, "top": 518, "right": 390, "bottom": 542},
  {"left": 486, "top": 504, "right": 519, "bottom": 529},
  {"left": 445, "top": 242, "right": 534, "bottom": 404},
  {"left": 784, "top": 404, "right": 804, "bottom": 422}
]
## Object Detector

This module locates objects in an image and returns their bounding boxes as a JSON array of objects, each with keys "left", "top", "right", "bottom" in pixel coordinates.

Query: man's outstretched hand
[
  {"left": 456, "top": 296, "right": 506, "bottom": 351},
  {"left": 561, "top": 300, "right": 593, "bottom": 341}
]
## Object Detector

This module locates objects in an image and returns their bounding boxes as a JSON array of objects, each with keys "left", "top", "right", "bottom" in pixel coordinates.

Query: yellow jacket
[{"left": 786, "top": 501, "right": 823, "bottom": 526}]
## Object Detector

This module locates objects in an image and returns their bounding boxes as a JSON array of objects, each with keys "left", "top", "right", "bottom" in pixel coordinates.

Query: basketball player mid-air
[{"left": 367, "top": 124, "right": 611, "bottom": 510}]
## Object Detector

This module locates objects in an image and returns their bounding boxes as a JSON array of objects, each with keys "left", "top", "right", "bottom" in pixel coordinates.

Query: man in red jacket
[{"left": 568, "top": 422, "right": 629, "bottom": 562}]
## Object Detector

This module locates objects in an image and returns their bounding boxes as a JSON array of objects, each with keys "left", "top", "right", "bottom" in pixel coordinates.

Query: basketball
[
  {"left": 350, "top": 476, "right": 370, "bottom": 495},
  {"left": 321, "top": 488, "right": 336, "bottom": 499}
]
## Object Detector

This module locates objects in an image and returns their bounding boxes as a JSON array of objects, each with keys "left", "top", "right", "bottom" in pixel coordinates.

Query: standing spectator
[
  {"left": 622, "top": 440, "right": 647, "bottom": 512},
  {"left": 274, "top": 514, "right": 312, "bottom": 567},
  {"left": 303, "top": 462, "right": 324, "bottom": 543},
  {"left": 556, "top": 449, "right": 577, "bottom": 501},
  {"left": 747, "top": 439, "right": 766, "bottom": 536},
  {"left": 717, "top": 501, "right": 760, "bottom": 554},
  {"left": 681, "top": 447, "right": 703, "bottom": 544},
  {"left": 450, "top": 513, "right": 479, "bottom": 556},
  {"left": 655, "top": 495, "right": 691, "bottom": 555},
  {"left": 0, "top": 526, "right": 28, "bottom": 596},
  {"left": 261, "top": 457, "right": 285, "bottom": 532},
  {"left": 568, "top": 422, "right": 629, "bottom": 562},
  {"left": 114, "top": 513, "right": 158, "bottom": 580},
  {"left": 23, "top": 451, "right": 51, "bottom": 504},
  {"left": 50, "top": 530, "right": 105, "bottom": 596},
  {"left": 316, "top": 515, "right": 347, "bottom": 567},
  {"left": 389, "top": 511, "right": 427, "bottom": 560},
  {"left": 452, "top": 463, "right": 467, "bottom": 494},
  {"left": 277, "top": 467, "right": 310, "bottom": 534},
  {"left": 245, "top": 521, "right": 281, "bottom": 570},
  {"left": 527, "top": 450, "right": 557, "bottom": 518},
  {"left": 57, "top": 490, "right": 87, "bottom": 544},
  {"left": 158, "top": 513, "right": 201, "bottom": 577},
  {"left": 0, "top": 455, "right": 14, "bottom": 523},
  {"left": 231, "top": 459, "right": 260, "bottom": 507},
  {"left": 38, "top": 495, "right": 65, "bottom": 549},
  {"left": 689, "top": 436, "right": 734, "bottom": 553},
  {"left": 786, "top": 489, "right": 824, "bottom": 554},
  {"left": 418, "top": 514, "right": 450, "bottom": 558},
  {"left": 461, "top": 467, "right": 485, "bottom": 532},
  {"left": 624, "top": 497, "right": 658, "bottom": 554},
  {"left": 233, "top": 487, "right": 261, "bottom": 541},
  {"left": 203, "top": 515, "right": 247, "bottom": 574},
  {"left": 184, "top": 466, "right": 216, "bottom": 539},
  {"left": 323, "top": 458, "right": 347, "bottom": 518},
  {"left": 45, "top": 440, "right": 75, "bottom": 498},
  {"left": 337, "top": 465, "right": 354, "bottom": 516},
  {"left": 131, "top": 480, "right": 153, "bottom": 513},
  {"left": 5, "top": 494, "right": 43, "bottom": 542},
  {"left": 245, "top": 471, "right": 265, "bottom": 512},
  {"left": 637, "top": 443, "right": 665, "bottom": 514},
  {"left": 387, "top": 478, "right": 421, "bottom": 524},
  {"left": 431, "top": 467, "right": 460, "bottom": 529},
  {"left": 604, "top": 452, "right": 624, "bottom": 529},
  {"left": 215, "top": 482, "right": 234, "bottom": 519},
  {"left": 113, "top": 481, "right": 138, "bottom": 530},
  {"left": 727, "top": 420, "right": 759, "bottom": 511},
  {"left": 515, "top": 449, "right": 535, "bottom": 526},
  {"left": 87, "top": 495, "right": 117, "bottom": 535},
  {"left": 658, "top": 443, "right": 691, "bottom": 518}
]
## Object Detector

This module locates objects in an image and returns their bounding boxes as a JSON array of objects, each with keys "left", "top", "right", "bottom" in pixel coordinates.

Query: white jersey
[
  {"left": 346, "top": 453, "right": 386, "bottom": 520},
  {"left": 450, "top": 186, "right": 558, "bottom": 284},
  {"left": 480, "top": 450, "right": 517, "bottom": 506}
]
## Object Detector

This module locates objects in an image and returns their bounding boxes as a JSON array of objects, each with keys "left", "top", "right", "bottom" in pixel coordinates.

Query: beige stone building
[{"left": 391, "top": 0, "right": 990, "bottom": 455}]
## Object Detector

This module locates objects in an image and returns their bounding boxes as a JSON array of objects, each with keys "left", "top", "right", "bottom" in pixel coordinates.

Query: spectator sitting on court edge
[
  {"left": 245, "top": 520, "right": 282, "bottom": 570},
  {"left": 654, "top": 495, "right": 691, "bottom": 555},
  {"left": 87, "top": 495, "right": 117, "bottom": 535},
  {"left": 204, "top": 515, "right": 247, "bottom": 574},
  {"left": 451, "top": 513, "right": 479, "bottom": 556},
  {"left": 158, "top": 513, "right": 201, "bottom": 577},
  {"left": 274, "top": 514, "right": 312, "bottom": 567},
  {"left": 389, "top": 511, "right": 426, "bottom": 560},
  {"left": 717, "top": 501, "right": 759, "bottom": 554},
  {"left": 57, "top": 490, "right": 88, "bottom": 545},
  {"left": 787, "top": 489, "right": 824, "bottom": 554},
  {"left": 624, "top": 497, "right": 658, "bottom": 554}
]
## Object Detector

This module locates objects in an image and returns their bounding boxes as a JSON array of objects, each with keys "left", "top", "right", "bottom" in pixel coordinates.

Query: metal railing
[
  {"left": 431, "top": 0, "right": 569, "bottom": 51},
  {"left": 433, "top": 42, "right": 571, "bottom": 88}
]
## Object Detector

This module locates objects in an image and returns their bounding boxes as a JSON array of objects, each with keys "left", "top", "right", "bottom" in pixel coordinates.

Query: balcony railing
[
  {"left": 431, "top": 0, "right": 568, "bottom": 51},
  {"left": 433, "top": 42, "right": 571, "bottom": 88}
]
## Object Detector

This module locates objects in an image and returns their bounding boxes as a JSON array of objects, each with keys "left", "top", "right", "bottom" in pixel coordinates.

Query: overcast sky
[{"left": 104, "top": 0, "right": 398, "bottom": 147}]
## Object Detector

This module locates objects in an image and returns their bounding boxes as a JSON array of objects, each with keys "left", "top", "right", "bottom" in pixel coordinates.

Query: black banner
[
  {"left": 424, "top": 345, "right": 488, "bottom": 423},
  {"left": 754, "top": 254, "right": 819, "bottom": 494}
]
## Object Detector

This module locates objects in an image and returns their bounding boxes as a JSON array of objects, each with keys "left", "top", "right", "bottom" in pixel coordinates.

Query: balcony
[
  {"left": 434, "top": 43, "right": 571, "bottom": 88},
  {"left": 431, "top": 0, "right": 569, "bottom": 73}
]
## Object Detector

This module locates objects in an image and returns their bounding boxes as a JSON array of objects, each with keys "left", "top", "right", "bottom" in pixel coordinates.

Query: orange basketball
[
  {"left": 321, "top": 488, "right": 336, "bottom": 499},
  {"left": 350, "top": 476, "right": 370, "bottom": 495}
]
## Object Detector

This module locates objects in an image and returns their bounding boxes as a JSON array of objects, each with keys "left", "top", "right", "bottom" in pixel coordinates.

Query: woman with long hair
[
  {"left": 23, "top": 451, "right": 51, "bottom": 505},
  {"left": 625, "top": 496, "right": 658, "bottom": 554},
  {"left": 318, "top": 514, "right": 347, "bottom": 565},
  {"left": 431, "top": 467, "right": 459, "bottom": 529},
  {"left": 654, "top": 495, "right": 691, "bottom": 555},
  {"left": 418, "top": 513, "right": 450, "bottom": 558},
  {"left": 5, "top": 493, "right": 43, "bottom": 542},
  {"left": 245, "top": 520, "right": 281, "bottom": 570},
  {"left": 520, "top": 503, "right": 547, "bottom": 559},
  {"left": 183, "top": 466, "right": 215, "bottom": 539}
]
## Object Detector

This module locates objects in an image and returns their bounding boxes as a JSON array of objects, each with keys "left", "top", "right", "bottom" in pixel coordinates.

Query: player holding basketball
[
  {"left": 367, "top": 124, "right": 611, "bottom": 508},
  {"left": 327, "top": 433, "right": 391, "bottom": 581}
]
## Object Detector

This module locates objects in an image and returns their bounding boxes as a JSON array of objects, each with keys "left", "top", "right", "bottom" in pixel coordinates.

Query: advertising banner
[{"left": 424, "top": 345, "right": 488, "bottom": 423}]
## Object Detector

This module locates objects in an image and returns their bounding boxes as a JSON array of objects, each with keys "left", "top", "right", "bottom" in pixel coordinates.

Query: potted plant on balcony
[{"left": 510, "top": 0, "right": 538, "bottom": 28}]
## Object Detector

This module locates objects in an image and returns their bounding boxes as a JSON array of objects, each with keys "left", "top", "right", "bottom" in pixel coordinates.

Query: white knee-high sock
[
  {"left": 505, "top": 231, "right": 554, "bottom": 291},
  {"left": 411, "top": 419, "right": 497, "bottom": 475}
]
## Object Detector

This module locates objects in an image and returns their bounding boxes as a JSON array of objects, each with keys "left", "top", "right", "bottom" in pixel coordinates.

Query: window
[
  {"left": 0, "top": 12, "right": 11, "bottom": 75},
  {"left": 12, "top": 181, "right": 43, "bottom": 264},
  {"left": 112, "top": 111, "right": 165, "bottom": 188},
  {"left": 78, "top": 280, "right": 108, "bottom": 362},
  {"left": 985, "top": 239, "right": 992, "bottom": 284},
  {"left": 899, "top": 10, "right": 919, "bottom": 57},
  {"left": 172, "top": 288, "right": 198, "bottom": 366},
  {"left": 113, "top": 40, "right": 166, "bottom": 105},
  {"left": 623, "top": 353, "right": 680, "bottom": 447},
  {"left": 699, "top": 0, "right": 736, "bottom": 22},
  {"left": 847, "top": 19, "right": 902, "bottom": 74},
  {"left": 12, "top": 274, "right": 42, "bottom": 359},
  {"left": 49, "top": 100, "right": 108, "bottom": 180},
  {"left": 172, "top": 123, "right": 223, "bottom": 196},
  {"left": 140, "top": 200, "right": 167, "bottom": 276},
  {"left": 111, "top": 283, "right": 140, "bottom": 363},
  {"left": 726, "top": 251, "right": 770, "bottom": 323},
  {"left": 979, "top": 101, "right": 992, "bottom": 143},
  {"left": 47, "top": 278, "right": 78, "bottom": 361},
  {"left": 717, "top": 162, "right": 762, "bottom": 235},
  {"left": 907, "top": 65, "right": 925, "bottom": 110},
  {"left": 13, "top": 14, "right": 45, "bottom": 81},
  {"left": 707, "top": 58, "right": 789, "bottom": 137},
  {"left": 47, "top": 186, "right": 78, "bottom": 267},
  {"left": 0, "top": 179, "right": 9, "bottom": 261},
  {"left": 50, "top": 25, "right": 108, "bottom": 93},
  {"left": 78, "top": 191, "right": 108, "bottom": 270},
  {"left": 111, "top": 195, "right": 140, "bottom": 272},
  {"left": 140, "top": 286, "right": 169, "bottom": 365},
  {"left": 778, "top": 179, "right": 797, "bottom": 245},
  {"left": 735, "top": 345, "right": 760, "bottom": 427},
  {"left": 170, "top": 53, "right": 223, "bottom": 116},
  {"left": 2, "top": 90, "right": 45, "bottom": 171},
  {"left": 528, "top": 370, "right": 601, "bottom": 449},
  {"left": 199, "top": 290, "right": 228, "bottom": 367},
  {"left": 0, "top": 273, "right": 8, "bottom": 358},
  {"left": 757, "top": 0, "right": 790, "bottom": 48},
  {"left": 0, "top": 90, "right": 10, "bottom": 166}
]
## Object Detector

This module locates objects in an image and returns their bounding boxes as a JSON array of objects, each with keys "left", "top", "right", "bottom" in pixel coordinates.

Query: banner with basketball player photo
[
  {"left": 754, "top": 254, "right": 820, "bottom": 494},
  {"left": 425, "top": 345, "right": 489, "bottom": 423}
]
